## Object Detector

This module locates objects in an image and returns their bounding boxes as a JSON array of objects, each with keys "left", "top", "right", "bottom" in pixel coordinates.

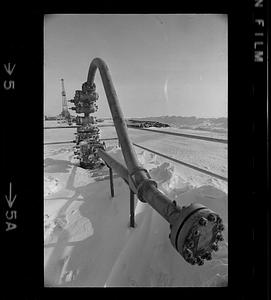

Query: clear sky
[{"left": 44, "top": 14, "right": 227, "bottom": 118}]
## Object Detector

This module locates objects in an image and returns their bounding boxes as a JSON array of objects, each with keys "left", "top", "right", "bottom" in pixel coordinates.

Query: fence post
[
  {"left": 130, "top": 189, "right": 135, "bottom": 228},
  {"left": 109, "top": 167, "right": 114, "bottom": 197}
]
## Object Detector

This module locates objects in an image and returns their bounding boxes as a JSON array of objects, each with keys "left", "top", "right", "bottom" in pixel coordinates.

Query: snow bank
[
  {"left": 44, "top": 142, "right": 227, "bottom": 287},
  {"left": 104, "top": 148, "right": 228, "bottom": 286},
  {"left": 44, "top": 176, "right": 60, "bottom": 197}
]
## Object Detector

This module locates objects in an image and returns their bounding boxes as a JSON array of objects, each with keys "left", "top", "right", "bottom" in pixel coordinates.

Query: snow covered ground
[{"left": 44, "top": 121, "right": 228, "bottom": 287}]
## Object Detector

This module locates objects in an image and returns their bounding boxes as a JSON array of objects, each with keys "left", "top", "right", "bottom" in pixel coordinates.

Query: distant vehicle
[
  {"left": 126, "top": 119, "right": 170, "bottom": 128},
  {"left": 45, "top": 116, "right": 57, "bottom": 121},
  {"left": 96, "top": 118, "right": 104, "bottom": 123}
]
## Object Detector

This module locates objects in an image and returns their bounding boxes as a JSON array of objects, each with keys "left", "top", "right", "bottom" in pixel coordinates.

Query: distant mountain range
[{"left": 133, "top": 116, "right": 227, "bottom": 133}]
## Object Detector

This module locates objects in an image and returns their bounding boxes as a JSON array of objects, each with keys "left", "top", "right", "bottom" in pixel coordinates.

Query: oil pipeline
[{"left": 45, "top": 57, "right": 226, "bottom": 267}]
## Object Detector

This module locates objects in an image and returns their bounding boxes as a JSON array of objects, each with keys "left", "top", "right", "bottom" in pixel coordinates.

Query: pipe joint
[
  {"left": 128, "top": 167, "right": 158, "bottom": 201},
  {"left": 136, "top": 179, "right": 158, "bottom": 203}
]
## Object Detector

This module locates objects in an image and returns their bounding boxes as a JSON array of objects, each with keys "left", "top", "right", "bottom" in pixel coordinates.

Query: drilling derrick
[
  {"left": 60, "top": 78, "right": 71, "bottom": 121},
  {"left": 69, "top": 82, "right": 105, "bottom": 169}
]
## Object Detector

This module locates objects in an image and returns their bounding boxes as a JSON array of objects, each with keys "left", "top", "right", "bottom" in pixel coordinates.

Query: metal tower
[{"left": 60, "top": 78, "right": 70, "bottom": 120}]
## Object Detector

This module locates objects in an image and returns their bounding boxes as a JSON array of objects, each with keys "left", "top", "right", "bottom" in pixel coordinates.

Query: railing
[
  {"left": 44, "top": 123, "right": 227, "bottom": 144},
  {"left": 44, "top": 57, "right": 226, "bottom": 266},
  {"left": 44, "top": 138, "right": 118, "bottom": 145},
  {"left": 44, "top": 138, "right": 227, "bottom": 182},
  {"left": 44, "top": 124, "right": 113, "bottom": 129},
  {"left": 128, "top": 126, "right": 227, "bottom": 144},
  {"left": 132, "top": 143, "right": 228, "bottom": 182}
]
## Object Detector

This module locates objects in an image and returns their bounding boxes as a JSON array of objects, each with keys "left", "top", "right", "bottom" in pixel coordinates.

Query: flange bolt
[
  {"left": 207, "top": 213, "right": 216, "bottom": 222},
  {"left": 216, "top": 233, "right": 224, "bottom": 241},
  {"left": 185, "top": 249, "right": 193, "bottom": 259},
  {"left": 193, "top": 229, "right": 200, "bottom": 237},
  {"left": 211, "top": 243, "right": 219, "bottom": 252},
  {"left": 217, "top": 224, "right": 225, "bottom": 231},
  {"left": 205, "top": 252, "right": 212, "bottom": 261},
  {"left": 187, "top": 240, "right": 194, "bottom": 249},
  {"left": 199, "top": 217, "right": 208, "bottom": 226},
  {"left": 196, "top": 257, "right": 204, "bottom": 266}
]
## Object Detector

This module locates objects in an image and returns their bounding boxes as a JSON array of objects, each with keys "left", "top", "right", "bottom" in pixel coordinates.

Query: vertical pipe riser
[
  {"left": 87, "top": 59, "right": 145, "bottom": 179},
  {"left": 109, "top": 167, "right": 114, "bottom": 198},
  {"left": 130, "top": 190, "right": 135, "bottom": 228}
]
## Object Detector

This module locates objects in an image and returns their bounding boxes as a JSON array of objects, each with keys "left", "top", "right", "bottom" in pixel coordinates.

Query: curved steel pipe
[
  {"left": 87, "top": 58, "right": 150, "bottom": 189},
  {"left": 86, "top": 58, "right": 225, "bottom": 266}
]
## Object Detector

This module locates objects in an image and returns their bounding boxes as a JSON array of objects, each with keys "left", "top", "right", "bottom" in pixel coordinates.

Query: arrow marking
[
  {"left": 4, "top": 63, "right": 16, "bottom": 76},
  {"left": 5, "top": 182, "right": 17, "bottom": 208}
]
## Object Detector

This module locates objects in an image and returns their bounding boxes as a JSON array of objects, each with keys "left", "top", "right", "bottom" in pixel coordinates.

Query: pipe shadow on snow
[
  {"left": 44, "top": 166, "right": 118, "bottom": 204},
  {"left": 44, "top": 165, "right": 79, "bottom": 284},
  {"left": 91, "top": 167, "right": 120, "bottom": 182},
  {"left": 61, "top": 182, "right": 126, "bottom": 286},
  {"left": 44, "top": 228, "right": 71, "bottom": 286},
  {"left": 45, "top": 165, "right": 123, "bottom": 286},
  {"left": 44, "top": 158, "right": 73, "bottom": 173},
  {"left": 45, "top": 176, "right": 227, "bottom": 283}
]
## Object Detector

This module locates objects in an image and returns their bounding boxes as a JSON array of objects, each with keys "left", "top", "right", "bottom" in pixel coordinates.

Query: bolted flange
[{"left": 169, "top": 203, "right": 225, "bottom": 266}]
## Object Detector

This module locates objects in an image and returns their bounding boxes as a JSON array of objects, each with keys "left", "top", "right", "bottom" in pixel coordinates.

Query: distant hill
[{"left": 133, "top": 116, "right": 227, "bottom": 133}]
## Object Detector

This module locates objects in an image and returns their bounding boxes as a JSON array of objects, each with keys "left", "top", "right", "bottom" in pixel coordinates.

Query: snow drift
[{"left": 44, "top": 143, "right": 228, "bottom": 287}]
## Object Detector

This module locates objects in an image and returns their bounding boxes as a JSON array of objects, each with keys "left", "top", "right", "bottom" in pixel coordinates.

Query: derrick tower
[{"left": 60, "top": 78, "right": 71, "bottom": 120}]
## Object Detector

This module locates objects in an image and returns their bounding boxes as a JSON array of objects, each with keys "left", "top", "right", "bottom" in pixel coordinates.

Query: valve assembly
[{"left": 69, "top": 82, "right": 105, "bottom": 169}]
